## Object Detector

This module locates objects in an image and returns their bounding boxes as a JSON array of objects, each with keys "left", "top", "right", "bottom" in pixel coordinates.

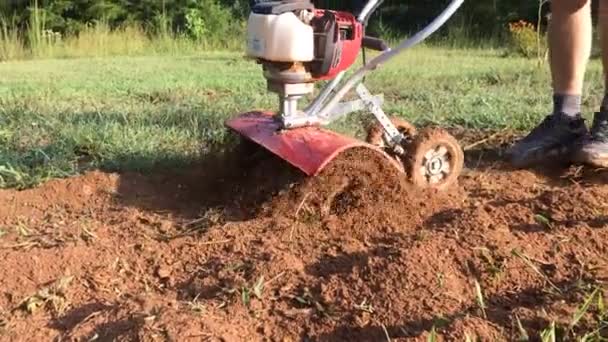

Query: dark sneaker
[
  {"left": 573, "top": 111, "right": 608, "bottom": 168},
  {"left": 507, "top": 112, "right": 588, "bottom": 168}
]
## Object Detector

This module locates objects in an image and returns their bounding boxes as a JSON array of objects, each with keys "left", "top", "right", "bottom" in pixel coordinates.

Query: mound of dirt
[{"left": 0, "top": 141, "right": 607, "bottom": 341}]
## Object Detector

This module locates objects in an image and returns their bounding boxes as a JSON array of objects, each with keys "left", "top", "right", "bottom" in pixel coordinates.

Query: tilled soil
[{"left": 0, "top": 136, "right": 607, "bottom": 341}]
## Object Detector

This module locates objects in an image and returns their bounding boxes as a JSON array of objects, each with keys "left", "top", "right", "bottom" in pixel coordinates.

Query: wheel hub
[{"left": 421, "top": 146, "right": 451, "bottom": 184}]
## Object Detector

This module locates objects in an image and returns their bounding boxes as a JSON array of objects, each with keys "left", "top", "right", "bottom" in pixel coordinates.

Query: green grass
[
  {"left": 0, "top": 11, "right": 244, "bottom": 62},
  {"left": 0, "top": 19, "right": 243, "bottom": 61},
  {"left": 0, "top": 46, "right": 605, "bottom": 189}
]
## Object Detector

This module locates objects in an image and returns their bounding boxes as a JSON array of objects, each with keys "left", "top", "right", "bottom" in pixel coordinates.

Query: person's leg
[
  {"left": 550, "top": 0, "right": 592, "bottom": 106},
  {"left": 508, "top": 0, "right": 590, "bottom": 168},
  {"left": 574, "top": 0, "right": 608, "bottom": 167}
]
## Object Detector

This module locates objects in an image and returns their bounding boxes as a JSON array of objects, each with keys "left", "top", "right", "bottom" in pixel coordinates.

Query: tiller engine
[{"left": 226, "top": 0, "right": 465, "bottom": 190}]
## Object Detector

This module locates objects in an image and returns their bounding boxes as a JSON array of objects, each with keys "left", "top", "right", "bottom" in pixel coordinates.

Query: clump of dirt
[{"left": 0, "top": 138, "right": 607, "bottom": 341}]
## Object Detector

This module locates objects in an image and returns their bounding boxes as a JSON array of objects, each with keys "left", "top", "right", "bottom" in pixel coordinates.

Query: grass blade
[
  {"left": 515, "top": 315, "right": 529, "bottom": 341},
  {"left": 570, "top": 287, "right": 600, "bottom": 329},
  {"left": 474, "top": 280, "right": 487, "bottom": 319},
  {"left": 579, "top": 329, "right": 601, "bottom": 342},
  {"left": 241, "top": 287, "right": 250, "bottom": 308},
  {"left": 597, "top": 291, "right": 605, "bottom": 318},
  {"left": 382, "top": 324, "right": 392, "bottom": 342},
  {"left": 511, "top": 249, "right": 561, "bottom": 293},
  {"left": 534, "top": 214, "right": 552, "bottom": 229},
  {"left": 427, "top": 326, "right": 438, "bottom": 342},
  {"left": 253, "top": 276, "right": 264, "bottom": 299},
  {"left": 540, "top": 321, "right": 556, "bottom": 342}
]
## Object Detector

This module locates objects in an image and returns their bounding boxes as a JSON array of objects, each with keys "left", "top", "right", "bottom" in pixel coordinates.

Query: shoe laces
[{"left": 522, "top": 115, "right": 557, "bottom": 141}]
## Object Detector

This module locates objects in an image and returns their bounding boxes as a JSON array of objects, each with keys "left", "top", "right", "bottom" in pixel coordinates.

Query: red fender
[{"left": 225, "top": 111, "right": 403, "bottom": 176}]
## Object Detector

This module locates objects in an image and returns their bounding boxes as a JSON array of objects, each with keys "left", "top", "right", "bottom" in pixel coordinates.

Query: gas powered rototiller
[{"left": 226, "top": 0, "right": 465, "bottom": 190}]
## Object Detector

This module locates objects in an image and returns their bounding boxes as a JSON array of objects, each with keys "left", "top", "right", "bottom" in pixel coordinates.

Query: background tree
[{"left": 0, "top": 0, "right": 555, "bottom": 41}]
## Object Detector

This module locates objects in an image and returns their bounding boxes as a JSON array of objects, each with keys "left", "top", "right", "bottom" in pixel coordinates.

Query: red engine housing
[{"left": 310, "top": 9, "right": 362, "bottom": 81}]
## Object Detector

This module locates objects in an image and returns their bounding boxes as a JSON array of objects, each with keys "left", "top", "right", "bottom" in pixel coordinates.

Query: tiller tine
[{"left": 225, "top": 111, "right": 401, "bottom": 176}]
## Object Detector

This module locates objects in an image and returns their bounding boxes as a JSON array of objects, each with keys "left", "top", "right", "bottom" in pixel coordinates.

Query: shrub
[
  {"left": 0, "top": 15, "right": 26, "bottom": 61},
  {"left": 183, "top": 0, "right": 238, "bottom": 45},
  {"left": 508, "top": 20, "right": 546, "bottom": 59}
]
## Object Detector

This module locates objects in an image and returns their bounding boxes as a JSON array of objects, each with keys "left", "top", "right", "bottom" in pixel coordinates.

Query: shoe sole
[
  {"left": 509, "top": 145, "right": 572, "bottom": 169},
  {"left": 572, "top": 150, "right": 608, "bottom": 168}
]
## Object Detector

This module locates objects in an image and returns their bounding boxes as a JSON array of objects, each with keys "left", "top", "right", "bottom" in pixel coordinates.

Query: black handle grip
[{"left": 362, "top": 36, "right": 389, "bottom": 51}]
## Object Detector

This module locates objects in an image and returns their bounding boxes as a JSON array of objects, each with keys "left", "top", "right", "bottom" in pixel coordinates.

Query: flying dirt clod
[{"left": 225, "top": 0, "right": 465, "bottom": 190}]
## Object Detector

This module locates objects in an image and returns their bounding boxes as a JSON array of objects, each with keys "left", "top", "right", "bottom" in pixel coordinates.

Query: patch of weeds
[
  {"left": 135, "top": 89, "right": 184, "bottom": 105},
  {"left": 540, "top": 321, "right": 557, "bottom": 342},
  {"left": 221, "top": 260, "right": 254, "bottom": 280},
  {"left": 2, "top": 222, "right": 61, "bottom": 250},
  {"left": 0, "top": 129, "right": 12, "bottom": 144},
  {"left": 354, "top": 298, "right": 374, "bottom": 314},
  {"left": 0, "top": 162, "right": 63, "bottom": 190},
  {"left": 298, "top": 207, "right": 321, "bottom": 225},
  {"left": 220, "top": 275, "right": 266, "bottom": 311},
  {"left": 223, "top": 261, "right": 248, "bottom": 273},
  {"left": 0, "top": 164, "right": 30, "bottom": 189},
  {"left": 166, "top": 208, "right": 225, "bottom": 240},
  {"left": 511, "top": 248, "right": 561, "bottom": 294},
  {"left": 185, "top": 294, "right": 206, "bottom": 315},
  {"left": 535, "top": 287, "right": 607, "bottom": 341},
  {"left": 15, "top": 276, "right": 74, "bottom": 315},
  {"left": 293, "top": 289, "right": 313, "bottom": 306},
  {"left": 72, "top": 138, "right": 105, "bottom": 164},
  {"left": 534, "top": 213, "right": 553, "bottom": 230},
  {"left": 414, "top": 229, "right": 428, "bottom": 242},
  {"left": 80, "top": 224, "right": 98, "bottom": 242},
  {"left": 568, "top": 287, "right": 608, "bottom": 340},
  {"left": 435, "top": 272, "right": 445, "bottom": 291},
  {"left": 432, "top": 316, "right": 451, "bottom": 329},
  {"left": 294, "top": 193, "right": 320, "bottom": 224},
  {"left": 0, "top": 219, "right": 61, "bottom": 250},
  {"left": 241, "top": 276, "right": 265, "bottom": 308},
  {"left": 570, "top": 287, "right": 601, "bottom": 329},
  {"left": 14, "top": 220, "right": 32, "bottom": 237},
  {"left": 579, "top": 330, "right": 607, "bottom": 342},
  {"left": 292, "top": 287, "right": 334, "bottom": 320},
  {"left": 241, "top": 286, "right": 251, "bottom": 308},
  {"left": 474, "top": 247, "right": 506, "bottom": 280}
]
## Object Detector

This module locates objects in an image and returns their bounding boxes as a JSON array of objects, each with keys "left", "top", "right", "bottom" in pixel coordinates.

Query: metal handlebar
[
  {"left": 314, "top": 0, "right": 465, "bottom": 119},
  {"left": 357, "top": 0, "right": 383, "bottom": 23}
]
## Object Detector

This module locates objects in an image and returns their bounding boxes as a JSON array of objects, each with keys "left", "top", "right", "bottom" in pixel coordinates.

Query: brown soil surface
[{"left": 0, "top": 133, "right": 607, "bottom": 341}]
